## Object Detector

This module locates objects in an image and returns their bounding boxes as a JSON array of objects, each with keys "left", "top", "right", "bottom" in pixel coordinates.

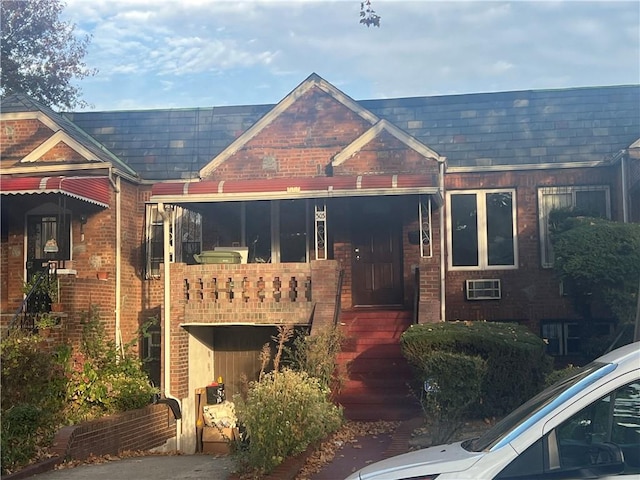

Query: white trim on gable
[
  {"left": 199, "top": 73, "right": 380, "bottom": 178},
  {"left": 332, "top": 119, "right": 444, "bottom": 166},
  {"left": 22, "top": 130, "right": 99, "bottom": 163},
  {"left": 630, "top": 138, "right": 640, "bottom": 148},
  {"left": 1, "top": 111, "right": 61, "bottom": 132}
]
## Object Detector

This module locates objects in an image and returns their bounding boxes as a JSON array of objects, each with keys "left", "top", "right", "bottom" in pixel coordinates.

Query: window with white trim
[
  {"left": 447, "top": 190, "right": 517, "bottom": 270},
  {"left": 538, "top": 186, "right": 610, "bottom": 268}
]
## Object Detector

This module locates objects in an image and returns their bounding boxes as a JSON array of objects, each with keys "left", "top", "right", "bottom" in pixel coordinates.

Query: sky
[{"left": 62, "top": 0, "right": 640, "bottom": 111}]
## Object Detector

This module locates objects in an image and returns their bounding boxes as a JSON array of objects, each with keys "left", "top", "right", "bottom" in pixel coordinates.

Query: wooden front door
[{"left": 351, "top": 198, "right": 403, "bottom": 307}]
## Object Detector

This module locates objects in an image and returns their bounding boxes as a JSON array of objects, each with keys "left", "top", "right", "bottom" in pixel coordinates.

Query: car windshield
[{"left": 465, "top": 361, "right": 611, "bottom": 452}]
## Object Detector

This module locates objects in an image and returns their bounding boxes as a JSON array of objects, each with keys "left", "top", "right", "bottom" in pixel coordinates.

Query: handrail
[
  {"left": 412, "top": 266, "right": 420, "bottom": 324},
  {"left": 332, "top": 269, "right": 345, "bottom": 327},
  {"left": 8, "top": 270, "right": 49, "bottom": 331}
]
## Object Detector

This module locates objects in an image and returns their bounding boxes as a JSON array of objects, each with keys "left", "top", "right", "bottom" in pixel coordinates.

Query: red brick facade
[{"left": 2, "top": 79, "right": 637, "bottom": 454}]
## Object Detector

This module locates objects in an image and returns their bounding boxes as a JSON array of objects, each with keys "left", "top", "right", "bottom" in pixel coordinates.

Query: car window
[
  {"left": 496, "top": 381, "right": 640, "bottom": 479},
  {"left": 467, "top": 362, "right": 609, "bottom": 452}
]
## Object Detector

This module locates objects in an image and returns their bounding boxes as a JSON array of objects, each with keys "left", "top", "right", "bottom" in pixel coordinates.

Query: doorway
[{"left": 350, "top": 197, "right": 403, "bottom": 307}]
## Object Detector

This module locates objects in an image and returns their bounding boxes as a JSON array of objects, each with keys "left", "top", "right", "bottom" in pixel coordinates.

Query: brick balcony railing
[{"left": 173, "top": 262, "right": 319, "bottom": 326}]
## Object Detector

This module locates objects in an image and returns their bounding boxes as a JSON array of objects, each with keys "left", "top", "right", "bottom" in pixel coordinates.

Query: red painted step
[{"left": 335, "top": 309, "right": 421, "bottom": 421}]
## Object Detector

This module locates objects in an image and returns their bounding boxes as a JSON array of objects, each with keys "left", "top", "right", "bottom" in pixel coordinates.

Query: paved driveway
[{"left": 31, "top": 455, "right": 235, "bottom": 480}]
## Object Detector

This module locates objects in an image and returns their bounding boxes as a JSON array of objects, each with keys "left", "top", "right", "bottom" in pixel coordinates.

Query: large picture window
[
  {"left": 447, "top": 190, "right": 517, "bottom": 270},
  {"left": 145, "top": 200, "right": 310, "bottom": 276},
  {"left": 538, "top": 186, "right": 610, "bottom": 268}
]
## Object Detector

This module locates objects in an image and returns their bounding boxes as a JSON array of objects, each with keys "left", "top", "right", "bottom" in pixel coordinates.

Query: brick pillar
[{"left": 309, "top": 259, "right": 341, "bottom": 334}]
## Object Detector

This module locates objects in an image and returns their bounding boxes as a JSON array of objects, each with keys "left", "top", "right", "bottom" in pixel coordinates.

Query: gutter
[{"left": 159, "top": 202, "right": 182, "bottom": 451}]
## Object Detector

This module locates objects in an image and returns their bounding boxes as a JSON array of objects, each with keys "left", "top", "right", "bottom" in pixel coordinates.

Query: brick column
[{"left": 309, "top": 259, "right": 341, "bottom": 334}]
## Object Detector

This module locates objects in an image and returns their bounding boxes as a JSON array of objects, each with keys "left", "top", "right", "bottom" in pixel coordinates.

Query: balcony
[{"left": 172, "top": 262, "right": 320, "bottom": 326}]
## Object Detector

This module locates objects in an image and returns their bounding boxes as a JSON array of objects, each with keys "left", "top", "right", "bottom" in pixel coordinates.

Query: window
[
  {"left": 206, "top": 200, "right": 310, "bottom": 264},
  {"left": 541, "top": 321, "right": 581, "bottom": 356},
  {"left": 538, "top": 186, "right": 610, "bottom": 268},
  {"left": 279, "top": 200, "right": 308, "bottom": 263},
  {"left": 146, "top": 200, "right": 310, "bottom": 274},
  {"left": 145, "top": 205, "right": 202, "bottom": 278},
  {"left": 497, "top": 381, "right": 640, "bottom": 478},
  {"left": 554, "top": 381, "right": 640, "bottom": 473},
  {"left": 26, "top": 202, "right": 72, "bottom": 265},
  {"left": 447, "top": 190, "right": 517, "bottom": 270}
]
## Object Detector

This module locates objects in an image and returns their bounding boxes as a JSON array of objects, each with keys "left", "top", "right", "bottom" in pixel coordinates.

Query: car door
[{"left": 495, "top": 379, "right": 640, "bottom": 479}]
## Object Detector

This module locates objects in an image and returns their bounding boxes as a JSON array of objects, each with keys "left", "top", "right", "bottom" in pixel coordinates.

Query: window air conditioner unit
[{"left": 466, "top": 279, "right": 501, "bottom": 300}]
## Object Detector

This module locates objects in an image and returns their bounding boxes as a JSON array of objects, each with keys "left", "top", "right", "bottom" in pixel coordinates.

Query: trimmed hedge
[{"left": 401, "top": 321, "right": 553, "bottom": 417}]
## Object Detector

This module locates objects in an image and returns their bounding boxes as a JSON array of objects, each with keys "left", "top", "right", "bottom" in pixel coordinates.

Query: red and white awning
[
  {"left": 0, "top": 176, "right": 111, "bottom": 208},
  {"left": 151, "top": 174, "right": 439, "bottom": 203}
]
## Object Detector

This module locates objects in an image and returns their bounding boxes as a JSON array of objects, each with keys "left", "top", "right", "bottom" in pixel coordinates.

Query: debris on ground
[{"left": 296, "top": 420, "right": 399, "bottom": 479}]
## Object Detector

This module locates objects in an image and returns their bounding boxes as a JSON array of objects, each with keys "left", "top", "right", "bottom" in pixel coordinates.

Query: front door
[{"left": 351, "top": 197, "right": 403, "bottom": 307}]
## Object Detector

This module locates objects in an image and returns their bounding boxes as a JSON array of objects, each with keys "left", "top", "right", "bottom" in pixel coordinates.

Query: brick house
[{"left": 2, "top": 74, "right": 639, "bottom": 451}]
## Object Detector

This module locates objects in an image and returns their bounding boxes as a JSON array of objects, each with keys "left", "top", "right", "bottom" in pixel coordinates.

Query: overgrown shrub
[
  {"left": 0, "top": 331, "right": 68, "bottom": 474},
  {"left": 234, "top": 368, "right": 343, "bottom": 474},
  {"left": 65, "top": 306, "right": 158, "bottom": 423},
  {"left": 420, "top": 351, "right": 487, "bottom": 444},
  {"left": 233, "top": 326, "right": 343, "bottom": 475},
  {"left": 285, "top": 325, "right": 346, "bottom": 393},
  {"left": 1, "top": 306, "right": 159, "bottom": 475},
  {"left": 401, "top": 321, "right": 553, "bottom": 417},
  {"left": 550, "top": 214, "right": 640, "bottom": 327}
]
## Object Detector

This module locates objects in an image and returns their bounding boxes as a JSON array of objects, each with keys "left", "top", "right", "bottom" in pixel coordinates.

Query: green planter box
[{"left": 193, "top": 250, "right": 242, "bottom": 264}]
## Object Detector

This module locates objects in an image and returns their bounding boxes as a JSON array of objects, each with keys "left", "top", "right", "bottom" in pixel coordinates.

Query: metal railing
[{"left": 8, "top": 270, "right": 50, "bottom": 331}]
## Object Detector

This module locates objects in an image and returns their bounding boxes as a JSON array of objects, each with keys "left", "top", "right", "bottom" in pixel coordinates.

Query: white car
[{"left": 346, "top": 341, "right": 640, "bottom": 480}]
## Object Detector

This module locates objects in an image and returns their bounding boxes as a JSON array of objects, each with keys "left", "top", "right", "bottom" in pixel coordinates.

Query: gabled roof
[
  {"left": 59, "top": 82, "right": 640, "bottom": 181},
  {"left": 333, "top": 119, "right": 444, "bottom": 167},
  {"left": 1, "top": 94, "right": 137, "bottom": 178},
  {"left": 199, "top": 73, "right": 380, "bottom": 177}
]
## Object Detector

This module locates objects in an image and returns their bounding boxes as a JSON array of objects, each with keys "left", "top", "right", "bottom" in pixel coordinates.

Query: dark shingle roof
[
  {"left": 66, "top": 105, "right": 272, "bottom": 181},
  {"left": 363, "top": 85, "right": 640, "bottom": 168},
  {"left": 38, "top": 85, "right": 640, "bottom": 180}
]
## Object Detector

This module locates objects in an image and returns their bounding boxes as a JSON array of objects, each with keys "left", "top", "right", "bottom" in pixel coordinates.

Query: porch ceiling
[
  {"left": 0, "top": 175, "right": 111, "bottom": 208},
  {"left": 150, "top": 174, "right": 440, "bottom": 203}
]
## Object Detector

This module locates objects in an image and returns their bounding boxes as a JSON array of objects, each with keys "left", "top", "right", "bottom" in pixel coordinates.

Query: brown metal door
[{"left": 351, "top": 198, "right": 403, "bottom": 307}]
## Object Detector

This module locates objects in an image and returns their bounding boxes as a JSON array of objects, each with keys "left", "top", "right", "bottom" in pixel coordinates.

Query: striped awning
[
  {"left": 0, "top": 176, "right": 111, "bottom": 208},
  {"left": 151, "top": 174, "right": 439, "bottom": 203}
]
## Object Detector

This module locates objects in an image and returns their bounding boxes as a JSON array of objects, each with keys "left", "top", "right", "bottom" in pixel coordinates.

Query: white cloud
[{"left": 62, "top": 0, "right": 639, "bottom": 110}]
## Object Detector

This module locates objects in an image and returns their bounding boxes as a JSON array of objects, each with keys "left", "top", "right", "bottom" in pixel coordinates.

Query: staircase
[{"left": 335, "top": 310, "right": 422, "bottom": 421}]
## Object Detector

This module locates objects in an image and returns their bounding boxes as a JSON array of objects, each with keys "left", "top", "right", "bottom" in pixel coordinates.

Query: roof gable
[
  {"left": 0, "top": 94, "right": 137, "bottom": 177},
  {"left": 22, "top": 130, "right": 100, "bottom": 163},
  {"left": 199, "top": 73, "right": 380, "bottom": 178},
  {"left": 333, "top": 119, "right": 444, "bottom": 171}
]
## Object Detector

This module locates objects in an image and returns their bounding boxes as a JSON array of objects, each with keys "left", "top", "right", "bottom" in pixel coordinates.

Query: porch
[{"left": 170, "top": 260, "right": 343, "bottom": 330}]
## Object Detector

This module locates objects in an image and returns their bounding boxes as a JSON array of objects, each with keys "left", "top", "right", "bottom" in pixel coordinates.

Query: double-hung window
[
  {"left": 447, "top": 190, "right": 517, "bottom": 270},
  {"left": 538, "top": 186, "right": 610, "bottom": 268}
]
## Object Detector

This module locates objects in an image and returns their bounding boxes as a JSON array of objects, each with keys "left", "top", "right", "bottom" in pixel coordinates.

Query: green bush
[
  {"left": 65, "top": 307, "right": 158, "bottom": 423},
  {"left": 544, "top": 364, "right": 582, "bottom": 388},
  {"left": 0, "top": 332, "right": 68, "bottom": 474},
  {"left": 234, "top": 368, "right": 343, "bottom": 475},
  {"left": 401, "top": 321, "right": 553, "bottom": 417},
  {"left": 420, "top": 351, "right": 487, "bottom": 444},
  {"left": 1, "top": 404, "right": 43, "bottom": 474}
]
